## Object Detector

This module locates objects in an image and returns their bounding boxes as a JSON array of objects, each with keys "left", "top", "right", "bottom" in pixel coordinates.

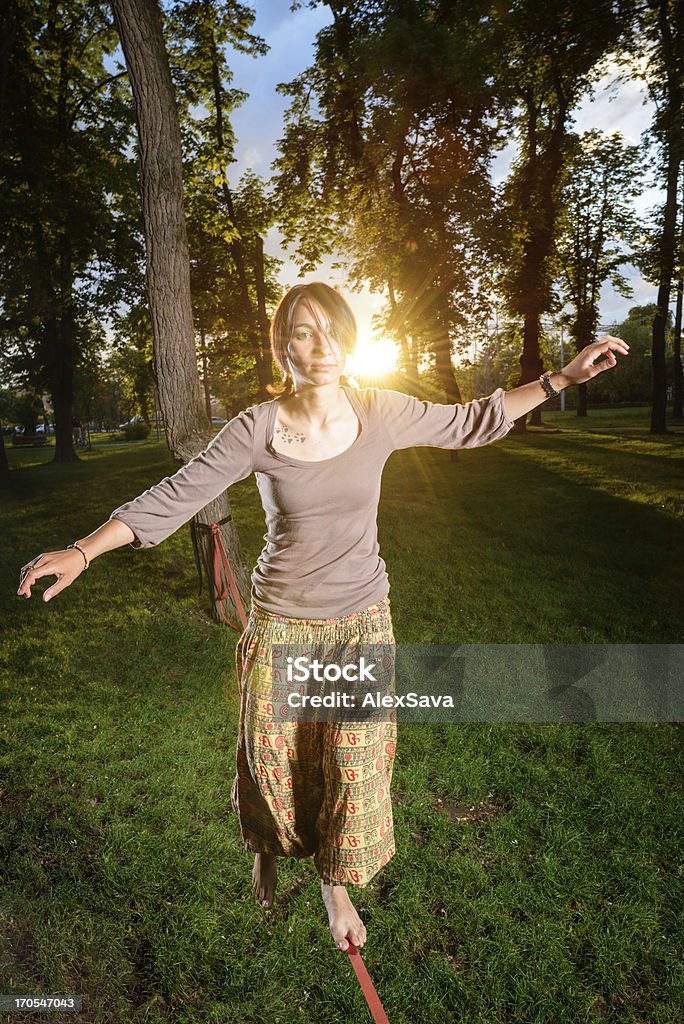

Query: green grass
[{"left": 1, "top": 406, "right": 683, "bottom": 1023}]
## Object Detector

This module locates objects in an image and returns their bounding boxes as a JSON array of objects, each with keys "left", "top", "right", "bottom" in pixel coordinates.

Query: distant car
[
  {"left": 118, "top": 416, "right": 145, "bottom": 428},
  {"left": 211, "top": 417, "right": 227, "bottom": 425}
]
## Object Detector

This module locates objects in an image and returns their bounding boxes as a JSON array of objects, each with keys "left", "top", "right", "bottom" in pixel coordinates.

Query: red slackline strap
[
  {"left": 209, "top": 522, "right": 248, "bottom": 632},
  {"left": 346, "top": 943, "right": 391, "bottom": 1024}
]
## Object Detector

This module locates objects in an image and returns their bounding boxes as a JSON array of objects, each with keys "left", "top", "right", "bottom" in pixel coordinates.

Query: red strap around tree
[{"left": 209, "top": 521, "right": 248, "bottom": 632}]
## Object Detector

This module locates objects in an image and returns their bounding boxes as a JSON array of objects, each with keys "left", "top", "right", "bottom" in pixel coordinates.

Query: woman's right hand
[{"left": 17, "top": 549, "right": 88, "bottom": 602}]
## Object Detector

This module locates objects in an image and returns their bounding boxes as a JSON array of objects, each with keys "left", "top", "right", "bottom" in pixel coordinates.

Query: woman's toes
[{"left": 333, "top": 929, "right": 349, "bottom": 950}]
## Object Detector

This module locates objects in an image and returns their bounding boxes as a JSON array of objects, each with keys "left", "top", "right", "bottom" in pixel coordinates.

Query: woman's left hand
[{"left": 560, "top": 335, "right": 630, "bottom": 386}]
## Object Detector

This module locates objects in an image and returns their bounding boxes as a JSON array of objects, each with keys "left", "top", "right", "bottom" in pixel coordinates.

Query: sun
[{"left": 347, "top": 335, "right": 399, "bottom": 380}]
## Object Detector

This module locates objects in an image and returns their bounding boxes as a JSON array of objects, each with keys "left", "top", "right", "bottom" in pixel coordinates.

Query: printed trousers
[{"left": 230, "top": 596, "right": 397, "bottom": 887}]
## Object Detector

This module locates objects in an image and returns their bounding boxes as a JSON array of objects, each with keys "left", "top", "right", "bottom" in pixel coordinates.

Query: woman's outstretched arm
[
  {"left": 17, "top": 518, "right": 137, "bottom": 602},
  {"left": 502, "top": 335, "right": 629, "bottom": 423}
]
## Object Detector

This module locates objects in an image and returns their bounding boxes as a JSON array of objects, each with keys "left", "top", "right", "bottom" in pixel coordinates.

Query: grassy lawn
[{"left": 1, "top": 406, "right": 682, "bottom": 1023}]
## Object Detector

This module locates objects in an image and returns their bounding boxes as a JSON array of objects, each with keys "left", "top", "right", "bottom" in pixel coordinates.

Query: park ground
[{"left": 2, "top": 406, "right": 683, "bottom": 1023}]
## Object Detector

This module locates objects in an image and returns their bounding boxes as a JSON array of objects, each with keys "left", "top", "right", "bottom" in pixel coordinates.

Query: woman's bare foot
[
  {"left": 252, "top": 852, "right": 277, "bottom": 908},
  {"left": 321, "top": 880, "right": 367, "bottom": 950}
]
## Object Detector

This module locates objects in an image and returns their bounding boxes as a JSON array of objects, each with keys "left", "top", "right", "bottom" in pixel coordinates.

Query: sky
[{"left": 222, "top": 2, "right": 659, "bottom": 345}]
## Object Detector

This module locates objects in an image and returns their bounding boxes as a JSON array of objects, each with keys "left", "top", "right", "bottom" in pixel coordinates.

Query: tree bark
[
  {"left": 111, "top": 0, "right": 250, "bottom": 623},
  {"left": 650, "top": 0, "right": 682, "bottom": 434},
  {"left": 670, "top": 175, "right": 683, "bottom": 420}
]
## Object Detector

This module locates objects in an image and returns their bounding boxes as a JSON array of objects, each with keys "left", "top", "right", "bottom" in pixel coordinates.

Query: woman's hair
[{"left": 267, "top": 282, "right": 357, "bottom": 397}]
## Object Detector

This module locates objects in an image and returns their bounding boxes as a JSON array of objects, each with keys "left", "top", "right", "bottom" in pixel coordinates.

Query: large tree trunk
[{"left": 111, "top": 0, "right": 250, "bottom": 624}]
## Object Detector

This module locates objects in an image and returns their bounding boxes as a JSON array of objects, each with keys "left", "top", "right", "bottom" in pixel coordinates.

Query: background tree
[
  {"left": 496, "top": 0, "right": 631, "bottom": 430},
  {"left": 556, "top": 129, "right": 643, "bottom": 416},
  {"left": 165, "top": 0, "right": 273, "bottom": 398},
  {"left": 672, "top": 172, "right": 684, "bottom": 418},
  {"left": 274, "top": 0, "right": 506, "bottom": 404},
  {"left": 591, "top": 303, "right": 673, "bottom": 404},
  {"left": 0, "top": 0, "right": 135, "bottom": 462},
  {"left": 626, "top": 0, "right": 683, "bottom": 433},
  {"left": 109, "top": 306, "right": 157, "bottom": 425},
  {"left": 110, "top": 0, "right": 269, "bottom": 625}
]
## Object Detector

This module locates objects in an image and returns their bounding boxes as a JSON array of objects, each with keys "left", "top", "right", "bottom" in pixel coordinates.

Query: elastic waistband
[{"left": 248, "top": 595, "right": 391, "bottom": 627}]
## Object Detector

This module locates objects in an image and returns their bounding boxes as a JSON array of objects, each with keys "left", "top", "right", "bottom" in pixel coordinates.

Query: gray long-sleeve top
[{"left": 109, "top": 384, "right": 514, "bottom": 618}]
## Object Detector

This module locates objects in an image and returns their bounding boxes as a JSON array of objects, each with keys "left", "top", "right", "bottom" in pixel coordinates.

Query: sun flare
[{"left": 347, "top": 335, "right": 399, "bottom": 380}]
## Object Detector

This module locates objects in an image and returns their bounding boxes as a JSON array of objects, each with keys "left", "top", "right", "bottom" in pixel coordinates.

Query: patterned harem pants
[{"left": 230, "top": 596, "right": 397, "bottom": 887}]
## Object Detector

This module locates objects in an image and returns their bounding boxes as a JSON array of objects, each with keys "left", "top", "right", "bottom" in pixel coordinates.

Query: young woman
[{"left": 17, "top": 282, "right": 628, "bottom": 952}]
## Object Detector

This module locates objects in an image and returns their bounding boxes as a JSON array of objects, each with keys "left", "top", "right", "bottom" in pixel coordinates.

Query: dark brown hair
[{"left": 267, "top": 282, "right": 357, "bottom": 397}]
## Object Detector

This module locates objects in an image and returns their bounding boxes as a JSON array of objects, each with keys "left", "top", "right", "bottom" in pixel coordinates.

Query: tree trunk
[
  {"left": 573, "top": 311, "right": 596, "bottom": 418},
  {"left": 650, "top": 132, "right": 678, "bottom": 434},
  {"left": 387, "top": 278, "right": 419, "bottom": 392},
  {"left": 673, "top": 266, "right": 683, "bottom": 419},
  {"left": 432, "top": 283, "right": 461, "bottom": 403},
  {"left": 517, "top": 312, "right": 544, "bottom": 431},
  {"left": 671, "top": 176, "right": 683, "bottom": 420},
  {"left": 111, "top": 0, "right": 250, "bottom": 624},
  {"left": 200, "top": 327, "right": 212, "bottom": 421},
  {"left": 431, "top": 282, "right": 462, "bottom": 463},
  {"left": 255, "top": 235, "right": 274, "bottom": 397},
  {"left": 513, "top": 96, "right": 569, "bottom": 433},
  {"left": 47, "top": 308, "right": 79, "bottom": 462},
  {"left": 576, "top": 382, "right": 588, "bottom": 417},
  {"left": 650, "top": 12, "right": 682, "bottom": 435},
  {"left": 0, "top": 428, "right": 10, "bottom": 482}
]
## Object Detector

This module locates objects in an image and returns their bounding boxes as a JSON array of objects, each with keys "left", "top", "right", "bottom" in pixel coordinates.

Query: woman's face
[{"left": 285, "top": 299, "right": 346, "bottom": 388}]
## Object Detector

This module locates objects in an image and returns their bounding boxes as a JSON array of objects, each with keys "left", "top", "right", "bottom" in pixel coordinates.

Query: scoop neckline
[{"left": 265, "top": 384, "right": 366, "bottom": 467}]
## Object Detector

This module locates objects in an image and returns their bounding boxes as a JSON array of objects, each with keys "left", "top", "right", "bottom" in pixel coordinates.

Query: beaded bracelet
[
  {"left": 67, "top": 542, "right": 90, "bottom": 569},
  {"left": 538, "top": 371, "right": 562, "bottom": 399}
]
